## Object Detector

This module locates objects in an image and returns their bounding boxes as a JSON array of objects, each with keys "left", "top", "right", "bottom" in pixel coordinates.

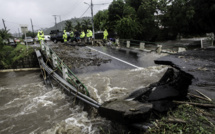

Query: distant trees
[
  {"left": 65, "top": 21, "right": 73, "bottom": 31},
  {"left": 22, "top": 31, "right": 35, "bottom": 39},
  {"left": 0, "top": 29, "right": 12, "bottom": 48},
  {"left": 93, "top": 0, "right": 215, "bottom": 41}
]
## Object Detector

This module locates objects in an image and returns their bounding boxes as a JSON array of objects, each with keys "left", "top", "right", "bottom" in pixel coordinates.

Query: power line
[{"left": 80, "top": 6, "right": 91, "bottom": 18}]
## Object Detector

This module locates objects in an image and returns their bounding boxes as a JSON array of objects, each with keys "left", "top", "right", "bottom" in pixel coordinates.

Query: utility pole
[
  {"left": 84, "top": 1, "right": 108, "bottom": 39},
  {"left": 91, "top": 0, "right": 95, "bottom": 39},
  {"left": 18, "top": 28, "right": 21, "bottom": 38},
  {"left": 2, "top": 19, "right": 7, "bottom": 31},
  {"left": 53, "top": 15, "right": 58, "bottom": 29},
  {"left": 58, "top": 15, "right": 62, "bottom": 31},
  {"left": 30, "top": 18, "right": 35, "bottom": 37}
]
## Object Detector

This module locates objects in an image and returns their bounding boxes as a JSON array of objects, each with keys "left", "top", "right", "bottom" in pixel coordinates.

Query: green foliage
[
  {"left": 64, "top": 20, "right": 73, "bottom": 31},
  {"left": 0, "top": 29, "right": 12, "bottom": 49},
  {"left": 0, "top": 44, "right": 34, "bottom": 69},
  {"left": 94, "top": 10, "right": 109, "bottom": 31},
  {"left": 22, "top": 31, "right": 36, "bottom": 39},
  {"left": 108, "top": 0, "right": 125, "bottom": 31},
  {"left": 74, "top": 21, "right": 82, "bottom": 31},
  {"left": 81, "top": 19, "right": 91, "bottom": 31},
  {"left": 115, "top": 16, "right": 141, "bottom": 39},
  {"left": 0, "top": 29, "right": 12, "bottom": 40},
  {"left": 93, "top": 0, "right": 215, "bottom": 41}
]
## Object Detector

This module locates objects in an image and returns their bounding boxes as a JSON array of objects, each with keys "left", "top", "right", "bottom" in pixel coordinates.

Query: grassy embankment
[{"left": 0, "top": 44, "right": 35, "bottom": 69}]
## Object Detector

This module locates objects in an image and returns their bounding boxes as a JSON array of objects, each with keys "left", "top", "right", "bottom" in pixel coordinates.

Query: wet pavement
[{"left": 50, "top": 43, "right": 166, "bottom": 74}]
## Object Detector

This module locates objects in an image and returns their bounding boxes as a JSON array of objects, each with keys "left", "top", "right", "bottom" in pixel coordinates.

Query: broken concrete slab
[{"left": 98, "top": 100, "right": 152, "bottom": 123}]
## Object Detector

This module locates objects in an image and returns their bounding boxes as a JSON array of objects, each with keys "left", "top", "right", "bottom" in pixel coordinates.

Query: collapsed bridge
[{"left": 35, "top": 41, "right": 214, "bottom": 131}]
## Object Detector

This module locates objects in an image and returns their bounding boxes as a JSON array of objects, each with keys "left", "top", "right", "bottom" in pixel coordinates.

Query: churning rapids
[{"left": 0, "top": 65, "right": 168, "bottom": 133}]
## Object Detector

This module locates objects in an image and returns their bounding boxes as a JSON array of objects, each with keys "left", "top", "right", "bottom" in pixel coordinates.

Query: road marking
[{"left": 86, "top": 46, "right": 142, "bottom": 69}]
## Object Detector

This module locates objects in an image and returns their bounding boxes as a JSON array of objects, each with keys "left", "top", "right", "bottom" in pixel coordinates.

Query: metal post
[
  {"left": 25, "top": 32, "right": 28, "bottom": 50},
  {"left": 52, "top": 53, "right": 58, "bottom": 68},
  {"left": 62, "top": 63, "right": 69, "bottom": 80},
  {"left": 46, "top": 45, "right": 51, "bottom": 57},
  {"left": 2, "top": 19, "right": 7, "bottom": 31},
  {"left": 30, "top": 18, "right": 34, "bottom": 37}
]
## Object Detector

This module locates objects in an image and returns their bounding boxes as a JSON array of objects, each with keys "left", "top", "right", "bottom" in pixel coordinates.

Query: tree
[
  {"left": 136, "top": 0, "right": 159, "bottom": 40},
  {"left": 108, "top": 0, "right": 125, "bottom": 31},
  {"left": 0, "top": 29, "right": 12, "bottom": 48},
  {"left": 162, "top": 0, "right": 195, "bottom": 38},
  {"left": 115, "top": 16, "right": 141, "bottom": 39},
  {"left": 81, "top": 19, "right": 91, "bottom": 31},
  {"left": 94, "top": 10, "right": 109, "bottom": 31},
  {"left": 74, "top": 21, "right": 82, "bottom": 31},
  {"left": 22, "top": 31, "right": 36, "bottom": 39},
  {"left": 125, "top": 0, "right": 142, "bottom": 11},
  {"left": 65, "top": 21, "right": 73, "bottom": 31},
  {"left": 189, "top": 0, "right": 215, "bottom": 34}
]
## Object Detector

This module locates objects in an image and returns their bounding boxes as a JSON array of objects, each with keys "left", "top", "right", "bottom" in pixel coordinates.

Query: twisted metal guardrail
[{"left": 36, "top": 41, "right": 100, "bottom": 108}]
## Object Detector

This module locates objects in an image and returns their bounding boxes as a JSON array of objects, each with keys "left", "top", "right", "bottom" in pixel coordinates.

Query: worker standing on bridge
[
  {"left": 80, "top": 30, "right": 85, "bottom": 42},
  {"left": 86, "top": 29, "right": 92, "bottom": 42},
  {"left": 37, "top": 30, "right": 44, "bottom": 47},
  {"left": 70, "top": 30, "right": 74, "bottom": 42},
  {"left": 103, "top": 29, "right": 108, "bottom": 41},
  {"left": 63, "top": 30, "right": 67, "bottom": 43}
]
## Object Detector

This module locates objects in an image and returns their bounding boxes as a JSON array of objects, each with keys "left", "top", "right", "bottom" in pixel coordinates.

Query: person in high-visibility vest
[
  {"left": 103, "top": 29, "right": 108, "bottom": 41},
  {"left": 63, "top": 30, "right": 67, "bottom": 43},
  {"left": 80, "top": 30, "right": 85, "bottom": 39},
  {"left": 86, "top": 29, "right": 92, "bottom": 42},
  {"left": 70, "top": 31, "right": 74, "bottom": 38},
  {"left": 37, "top": 30, "right": 44, "bottom": 47},
  {"left": 70, "top": 31, "right": 74, "bottom": 42}
]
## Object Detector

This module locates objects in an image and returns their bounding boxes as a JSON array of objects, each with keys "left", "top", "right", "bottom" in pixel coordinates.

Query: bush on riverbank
[{"left": 0, "top": 44, "right": 34, "bottom": 69}]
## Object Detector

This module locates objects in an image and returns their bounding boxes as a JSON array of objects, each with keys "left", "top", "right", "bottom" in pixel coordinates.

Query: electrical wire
[{"left": 80, "top": 6, "right": 91, "bottom": 18}]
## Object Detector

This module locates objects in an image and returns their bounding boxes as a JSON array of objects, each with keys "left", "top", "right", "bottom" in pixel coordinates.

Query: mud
[{"left": 51, "top": 43, "right": 111, "bottom": 72}]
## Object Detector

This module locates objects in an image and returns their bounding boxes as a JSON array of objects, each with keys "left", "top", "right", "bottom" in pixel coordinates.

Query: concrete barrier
[
  {"left": 178, "top": 47, "right": 186, "bottom": 53},
  {"left": 140, "top": 42, "right": 145, "bottom": 50},
  {"left": 156, "top": 45, "right": 162, "bottom": 54},
  {"left": 126, "top": 41, "right": 130, "bottom": 48}
]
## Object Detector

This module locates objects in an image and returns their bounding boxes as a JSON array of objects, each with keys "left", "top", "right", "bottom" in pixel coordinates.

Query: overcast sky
[{"left": 0, "top": 0, "right": 113, "bottom": 34}]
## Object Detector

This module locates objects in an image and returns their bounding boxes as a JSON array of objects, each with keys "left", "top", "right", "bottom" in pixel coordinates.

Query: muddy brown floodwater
[{"left": 1, "top": 43, "right": 170, "bottom": 133}]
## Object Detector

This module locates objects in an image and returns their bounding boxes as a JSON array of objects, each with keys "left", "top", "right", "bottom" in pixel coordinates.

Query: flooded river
[
  {"left": 0, "top": 44, "right": 169, "bottom": 133},
  {"left": 0, "top": 65, "right": 168, "bottom": 134}
]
